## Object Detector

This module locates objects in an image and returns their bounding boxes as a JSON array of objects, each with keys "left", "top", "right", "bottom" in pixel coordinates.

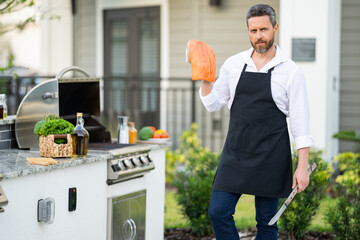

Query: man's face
[{"left": 247, "top": 15, "right": 278, "bottom": 53}]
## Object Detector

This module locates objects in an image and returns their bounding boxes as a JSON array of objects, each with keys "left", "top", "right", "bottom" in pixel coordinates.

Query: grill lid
[{"left": 15, "top": 66, "right": 102, "bottom": 149}]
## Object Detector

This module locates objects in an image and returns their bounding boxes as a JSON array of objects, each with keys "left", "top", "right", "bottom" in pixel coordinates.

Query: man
[{"left": 188, "top": 4, "right": 313, "bottom": 240}]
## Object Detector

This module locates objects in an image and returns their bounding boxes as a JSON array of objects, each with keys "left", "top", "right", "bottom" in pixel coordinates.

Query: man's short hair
[{"left": 246, "top": 4, "right": 277, "bottom": 27}]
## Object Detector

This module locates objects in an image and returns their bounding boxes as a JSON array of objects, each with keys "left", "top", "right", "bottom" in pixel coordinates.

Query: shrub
[
  {"left": 169, "top": 123, "right": 220, "bottom": 236},
  {"left": 165, "top": 148, "right": 184, "bottom": 185},
  {"left": 326, "top": 152, "right": 360, "bottom": 240},
  {"left": 279, "top": 148, "right": 331, "bottom": 239}
]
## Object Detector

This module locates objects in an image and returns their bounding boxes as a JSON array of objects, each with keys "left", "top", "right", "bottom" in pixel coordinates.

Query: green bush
[
  {"left": 168, "top": 123, "right": 220, "bottom": 237},
  {"left": 165, "top": 148, "right": 184, "bottom": 185},
  {"left": 279, "top": 148, "right": 331, "bottom": 239},
  {"left": 326, "top": 152, "right": 360, "bottom": 240}
]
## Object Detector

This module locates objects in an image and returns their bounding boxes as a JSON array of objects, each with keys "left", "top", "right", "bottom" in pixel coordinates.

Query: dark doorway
[{"left": 103, "top": 7, "right": 160, "bottom": 137}]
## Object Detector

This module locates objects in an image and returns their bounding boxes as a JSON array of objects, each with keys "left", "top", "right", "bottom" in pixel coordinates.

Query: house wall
[
  {"left": 168, "top": 0, "right": 280, "bottom": 78},
  {"left": 74, "top": 0, "right": 97, "bottom": 75},
  {"left": 339, "top": 0, "right": 360, "bottom": 152},
  {"left": 40, "top": 0, "right": 73, "bottom": 75},
  {"left": 279, "top": 0, "right": 341, "bottom": 161}
]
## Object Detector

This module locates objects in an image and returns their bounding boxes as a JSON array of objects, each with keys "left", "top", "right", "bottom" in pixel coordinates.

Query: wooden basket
[{"left": 39, "top": 134, "right": 73, "bottom": 158}]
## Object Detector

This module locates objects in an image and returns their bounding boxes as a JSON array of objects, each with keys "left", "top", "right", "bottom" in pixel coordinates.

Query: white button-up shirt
[{"left": 199, "top": 45, "right": 313, "bottom": 150}]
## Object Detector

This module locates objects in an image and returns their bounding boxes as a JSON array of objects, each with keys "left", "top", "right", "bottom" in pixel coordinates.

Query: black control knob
[
  {"left": 140, "top": 155, "right": 149, "bottom": 165},
  {"left": 130, "top": 158, "right": 137, "bottom": 167},
  {"left": 146, "top": 155, "right": 152, "bottom": 163},
  {"left": 111, "top": 163, "right": 121, "bottom": 172},
  {"left": 121, "top": 160, "right": 128, "bottom": 170},
  {"left": 138, "top": 156, "right": 144, "bottom": 165},
  {"left": 132, "top": 157, "right": 141, "bottom": 167}
]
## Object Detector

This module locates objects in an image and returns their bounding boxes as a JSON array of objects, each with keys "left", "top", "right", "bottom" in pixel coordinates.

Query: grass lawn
[{"left": 165, "top": 189, "right": 333, "bottom": 232}]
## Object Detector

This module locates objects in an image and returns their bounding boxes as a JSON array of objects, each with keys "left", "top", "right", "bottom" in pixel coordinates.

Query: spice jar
[
  {"left": 128, "top": 122, "right": 137, "bottom": 144},
  {"left": 0, "top": 94, "right": 8, "bottom": 120}
]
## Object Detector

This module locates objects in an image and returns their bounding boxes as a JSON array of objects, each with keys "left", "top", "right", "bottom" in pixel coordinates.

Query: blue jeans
[{"left": 208, "top": 190, "right": 279, "bottom": 240}]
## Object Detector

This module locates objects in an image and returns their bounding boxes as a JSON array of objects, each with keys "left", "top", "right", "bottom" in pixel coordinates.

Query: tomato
[
  {"left": 153, "top": 133, "right": 161, "bottom": 138},
  {"left": 149, "top": 126, "right": 156, "bottom": 132},
  {"left": 160, "top": 131, "right": 169, "bottom": 138}
]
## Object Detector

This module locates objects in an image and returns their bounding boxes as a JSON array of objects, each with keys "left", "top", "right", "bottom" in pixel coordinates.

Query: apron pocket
[
  {"left": 250, "top": 125, "right": 270, "bottom": 153},
  {"left": 230, "top": 122, "right": 250, "bottom": 152}
]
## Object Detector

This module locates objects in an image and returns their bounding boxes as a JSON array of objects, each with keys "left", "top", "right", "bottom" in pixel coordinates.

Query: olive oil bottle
[{"left": 72, "top": 112, "right": 89, "bottom": 156}]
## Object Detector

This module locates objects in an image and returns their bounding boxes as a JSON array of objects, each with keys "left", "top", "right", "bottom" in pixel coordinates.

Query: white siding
[
  {"left": 74, "top": 0, "right": 97, "bottom": 75},
  {"left": 339, "top": 0, "right": 360, "bottom": 152},
  {"left": 169, "top": 0, "right": 279, "bottom": 78}
]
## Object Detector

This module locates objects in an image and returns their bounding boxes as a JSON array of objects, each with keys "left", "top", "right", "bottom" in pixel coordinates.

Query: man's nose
[{"left": 256, "top": 31, "right": 263, "bottom": 39}]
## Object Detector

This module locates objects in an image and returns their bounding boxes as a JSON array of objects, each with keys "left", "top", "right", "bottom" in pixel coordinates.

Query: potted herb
[{"left": 34, "top": 115, "right": 75, "bottom": 158}]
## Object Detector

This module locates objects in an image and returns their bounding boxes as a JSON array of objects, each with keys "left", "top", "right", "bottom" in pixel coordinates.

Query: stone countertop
[
  {"left": 0, "top": 115, "right": 15, "bottom": 125},
  {"left": 0, "top": 149, "right": 113, "bottom": 180},
  {"left": 0, "top": 143, "right": 167, "bottom": 180}
]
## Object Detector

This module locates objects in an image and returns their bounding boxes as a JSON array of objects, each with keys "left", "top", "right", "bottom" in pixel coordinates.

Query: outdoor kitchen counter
[
  {"left": 0, "top": 143, "right": 166, "bottom": 180},
  {"left": 0, "top": 143, "right": 166, "bottom": 240},
  {"left": 0, "top": 149, "right": 112, "bottom": 179}
]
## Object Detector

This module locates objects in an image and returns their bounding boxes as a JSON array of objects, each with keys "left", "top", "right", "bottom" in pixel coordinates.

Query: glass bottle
[
  {"left": 0, "top": 94, "right": 7, "bottom": 120},
  {"left": 128, "top": 122, "right": 137, "bottom": 144},
  {"left": 117, "top": 116, "right": 129, "bottom": 144},
  {"left": 72, "top": 112, "right": 89, "bottom": 156}
]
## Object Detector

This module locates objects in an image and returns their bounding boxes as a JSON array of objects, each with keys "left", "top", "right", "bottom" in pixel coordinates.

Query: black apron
[{"left": 213, "top": 64, "right": 292, "bottom": 198}]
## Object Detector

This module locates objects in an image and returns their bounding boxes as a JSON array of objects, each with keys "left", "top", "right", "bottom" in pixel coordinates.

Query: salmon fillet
[{"left": 186, "top": 40, "right": 216, "bottom": 82}]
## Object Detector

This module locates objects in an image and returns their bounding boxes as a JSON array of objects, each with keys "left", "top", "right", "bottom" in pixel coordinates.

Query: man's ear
[{"left": 274, "top": 23, "right": 279, "bottom": 34}]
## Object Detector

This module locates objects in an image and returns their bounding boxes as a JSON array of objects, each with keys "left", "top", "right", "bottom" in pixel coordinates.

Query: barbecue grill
[{"left": 15, "top": 66, "right": 111, "bottom": 149}]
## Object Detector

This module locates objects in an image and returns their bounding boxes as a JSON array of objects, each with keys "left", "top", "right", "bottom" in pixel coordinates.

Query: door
[
  {"left": 111, "top": 191, "right": 146, "bottom": 240},
  {"left": 104, "top": 7, "right": 160, "bottom": 136}
]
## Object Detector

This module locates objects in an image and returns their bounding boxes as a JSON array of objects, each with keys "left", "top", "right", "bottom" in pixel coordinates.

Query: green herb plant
[{"left": 34, "top": 115, "right": 74, "bottom": 144}]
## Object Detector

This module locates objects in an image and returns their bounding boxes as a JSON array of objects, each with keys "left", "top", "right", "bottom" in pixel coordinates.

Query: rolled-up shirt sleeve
[
  {"left": 199, "top": 63, "right": 231, "bottom": 112},
  {"left": 288, "top": 66, "right": 314, "bottom": 150}
]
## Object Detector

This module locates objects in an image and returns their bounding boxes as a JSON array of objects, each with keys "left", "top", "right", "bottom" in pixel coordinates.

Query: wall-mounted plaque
[{"left": 292, "top": 38, "right": 316, "bottom": 62}]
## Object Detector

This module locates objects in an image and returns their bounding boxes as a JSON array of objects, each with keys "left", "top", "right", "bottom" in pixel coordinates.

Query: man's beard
[{"left": 251, "top": 38, "right": 274, "bottom": 53}]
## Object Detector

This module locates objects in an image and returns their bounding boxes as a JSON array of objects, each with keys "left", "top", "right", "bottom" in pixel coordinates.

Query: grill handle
[{"left": 55, "top": 66, "right": 91, "bottom": 80}]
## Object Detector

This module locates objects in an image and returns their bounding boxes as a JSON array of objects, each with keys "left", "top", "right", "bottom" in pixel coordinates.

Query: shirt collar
[{"left": 243, "top": 44, "right": 289, "bottom": 71}]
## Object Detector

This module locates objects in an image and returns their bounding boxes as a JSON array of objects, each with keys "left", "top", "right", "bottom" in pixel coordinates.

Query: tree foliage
[{"left": 0, "top": 0, "right": 37, "bottom": 35}]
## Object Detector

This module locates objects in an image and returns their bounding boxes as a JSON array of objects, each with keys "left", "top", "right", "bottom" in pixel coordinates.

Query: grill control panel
[{"left": 107, "top": 152, "right": 155, "bottom": 185}]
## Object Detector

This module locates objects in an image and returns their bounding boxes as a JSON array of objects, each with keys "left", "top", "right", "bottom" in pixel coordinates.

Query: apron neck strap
[{"left": 242, "top": 64, "right": 276, "bottom": 74}]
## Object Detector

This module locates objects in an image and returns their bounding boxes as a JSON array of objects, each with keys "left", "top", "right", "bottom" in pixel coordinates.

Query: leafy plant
[
  {"left": 34, "top": 114, "right": 60, "bottom": 136},
  {"left": 165, "top": 147, "right": 184, "bottom": 185},
  {"left": 333, "top": 131, "right": 360, "bottom": 152},
  {"left": 278, "top": 148, "right": 331, "bottom": 239},
  {"left": 326, "top": 152, "right": 360, "bottom": 240},
  {"left": 333, "top": 131, "right": 360, "bottom": 143},
  {"left": 0, "top": 0, "right": 61, "bottom": 74},
  {"left": 169, "top": 123, "right": 220, "bottom": 237},
  {"left": 34, "top": 115, "right": 74, "bottom": 144}
]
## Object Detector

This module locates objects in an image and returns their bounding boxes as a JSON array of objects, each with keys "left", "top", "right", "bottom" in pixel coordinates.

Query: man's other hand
[{"left": 292, "top": 167, "right": 309, "bottom": 193}]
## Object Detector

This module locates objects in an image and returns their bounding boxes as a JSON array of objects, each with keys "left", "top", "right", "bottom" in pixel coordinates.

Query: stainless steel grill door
[{"left": 111, "top": 190, "right": 146, "bottom": 240}]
